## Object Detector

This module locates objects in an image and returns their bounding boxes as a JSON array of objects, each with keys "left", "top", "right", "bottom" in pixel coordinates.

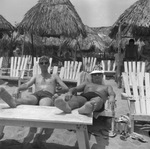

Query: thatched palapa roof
[
  {"left": 68, "top": 25, "right": 108, "bottom": 51},
  {"left": 0, "top": 15, "right": 15, "bottom": 32},
  {"left": 110, "top": 0, "right": 150, "bottom": 39},
  {"left": 18, "top": 0, "right": 86, "bottom": 38}
]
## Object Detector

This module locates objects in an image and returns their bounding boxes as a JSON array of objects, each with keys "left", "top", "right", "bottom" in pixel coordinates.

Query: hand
[
  {"left": 65, "top": 92, "right": 72, "bottom": 101},
  {"left": 52, "top": 94, "right": 59, "bottom": 99}
]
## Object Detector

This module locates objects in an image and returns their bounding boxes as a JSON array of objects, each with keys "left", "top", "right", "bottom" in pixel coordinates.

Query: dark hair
[
  {"left": 39, "top": 56, "right": 49, "bottom": 63},
  {"left": 129, "top": 39, "right": 135, "bottom": 43}
]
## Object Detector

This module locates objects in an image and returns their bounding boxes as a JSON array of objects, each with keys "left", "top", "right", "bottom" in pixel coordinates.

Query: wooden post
[
  {"left": 116, "top": 24, "right": 122, "bottom": 88},
  {"left": 31, "top": 34, "right": 34, "bottom": 67}
]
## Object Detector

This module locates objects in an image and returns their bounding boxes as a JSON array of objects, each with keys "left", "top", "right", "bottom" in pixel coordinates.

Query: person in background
[
  {"left": 124, "top": 39, "right": 139, "bottom": 61},
  {"left": 114, "top": 48, "right": 124, "bottom": 88}
]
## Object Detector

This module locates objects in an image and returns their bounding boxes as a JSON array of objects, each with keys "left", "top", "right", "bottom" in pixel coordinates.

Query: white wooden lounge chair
[
  {"left": 77, "top": 71, "right": 116, "bottom": 133},
  {"left": 82, "top": 57, "right": 97, "bottom": 73},
  {"left": 101, "top": 60, "right": 116, "bottom": 80},
  {"left": 0, "top": 56, "right": 31, "bottom": 85},
  {"left": 59, "top": 61, "right": 82, "bottom": 84},
  {"left": 122, "top": 72, "right": 150, "bottom": 133},
  {"left": 122, "top": 61, "right": 146, "bottom": 89},
  {"left": 124, "top": 61, "right": 145, "bottom": 74}
]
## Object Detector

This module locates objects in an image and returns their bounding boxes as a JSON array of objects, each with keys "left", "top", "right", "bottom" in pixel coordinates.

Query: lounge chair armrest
[
  {"left": 121, "top": 93, "right": 135, "bottom": 101},
  {"left": 18, "top": 69, "right": 33, "bottom": 72},
  {"left": 0, "top": 68, "right": 11, "bottom": 70}
]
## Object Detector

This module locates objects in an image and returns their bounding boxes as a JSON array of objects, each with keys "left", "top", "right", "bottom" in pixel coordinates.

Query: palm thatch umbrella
[
  {"left": 68, "top": 25, "right": 108, "bottom": 52},
  {"left": 17, "top": 0, "right": 86, "bottom": 38},
  {"left": 0, "top": 15, "right": 15, "bottom": 32},
  {"left": 17, "top": 0, "right": 87, "bottom": 61},
  {"left": 109, "top": 0, "right": 150, "bottom": 39}
]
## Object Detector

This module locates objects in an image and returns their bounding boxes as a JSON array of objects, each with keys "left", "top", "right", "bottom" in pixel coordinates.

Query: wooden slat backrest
[
  {"left": 124, "top": 61, "right": 145, "bottom": 73},
  {"left": 82, "top": 57, "right": 96, "bottom": 72},
  {"left": 122, "top": 73, "right": 132, "bottom": 109},
  {"left": 52, "top": 66, "right": 58, "bottom": 74},
  {"left": 128, "top": 62, "right": 132, "bottom": 73},
  {"left": 0, "top": 57, "right": 3, "bottom": 68},
  {"left": 126, "top": 72, "right": 150, "bottom": 115},
  {"left": 130, "top": 73, "right": 141, "bottom": 114},
  {"left": 132, "top": 61, "right": 136, "bottom": 73},
  {"left": 63, "top": 61, "right": 82, "bottom": 82},
  {"left": 137, "top": 62, "right": 140, "bottom": 73},
  {"left": 124, "top": 61, "right": 128, "bottom": 72},
  {"left": 137, "top": 73, "right": 146, "bottom": 114},
  {"left": 20, "top": 56, "right": 29, "bottom": 78},
  {"left": 145, "top": 73, "right": 150, "bottom": 114},
  {"left": 59, "top": 67, "right": 65, "bottom": 79},
  {"left": 15, "top": 57, "right": 21, "bottom": 77},
  {"left": 141, "top": 62, "right": 146, "bottom": 73},
  {"left": 101, "top": 60, "right": 115, "bottom": 71},
  {"left": 48, "top": 57, "right": 52, "bottom": 73},
  {"left": 72, "top": 61, "right": 78, "bottom": 80},
  {"left": 122, "top": 73, "right": 132, "bottom": 96}
]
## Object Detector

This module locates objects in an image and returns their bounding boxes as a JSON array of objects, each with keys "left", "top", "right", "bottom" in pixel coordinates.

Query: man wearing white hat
[{"left": 55, "top": 70, "right": 116, "bottom": 115}]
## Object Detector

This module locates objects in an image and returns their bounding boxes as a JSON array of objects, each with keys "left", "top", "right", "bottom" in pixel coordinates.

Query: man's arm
[
  {"left": 54, "top": 74, "right": 69, "bottom": 93},
  {"left": 18, "top": 76, "right": 36, "bottom": 92},
  {"left": 64, "top": 82, "right": 87, "bottom": 101},
  {"left": 107, "top": 85, "right": 116, "bottom": 110},
  {"left": 69, "top": 82, "right": 86, "bottom": 94}
]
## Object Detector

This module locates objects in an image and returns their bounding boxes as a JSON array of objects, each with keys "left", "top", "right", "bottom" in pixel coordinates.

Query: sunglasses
[
  {"left": 39, "top": 62, "right": 49, "bottom": 65},
  {"left": 92, "top": 73, "right": 103, "bottom": 76}
]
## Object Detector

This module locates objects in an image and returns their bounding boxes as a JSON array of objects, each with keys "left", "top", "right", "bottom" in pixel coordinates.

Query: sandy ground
[{"left": 0, "top": 79, "right": 150, "bottom": 149}]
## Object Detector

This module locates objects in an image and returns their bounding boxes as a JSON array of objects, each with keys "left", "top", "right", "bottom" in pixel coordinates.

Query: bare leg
[
  {"left": 78, "top": 102, "right": 94, "bottom": 115},
  {"left": 0, "top": 87, "right": 16, "bottom": 108},
  {"left": 15, "top": 94, "right": 38, "bottom": 105},
  {"left": 55, "top": 95, "right": 87, "bottom": 113},
  {"left": 78, "top": 97, "right": 104, "bottom": 115},
  {"left": 54, "top": 95, "right": 71, "bottom": 113}
]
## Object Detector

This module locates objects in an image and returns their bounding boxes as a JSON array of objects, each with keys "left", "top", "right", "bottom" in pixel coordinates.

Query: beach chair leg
[
  {"left": 131, "top": 117, "right": 134, "bottom": 133},
  {"left": 76, "top": 125, "right": 90, "bottom": 149}
]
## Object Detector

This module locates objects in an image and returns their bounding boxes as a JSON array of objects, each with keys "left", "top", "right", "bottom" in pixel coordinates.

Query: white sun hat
[{"left": 90, "top": 70, "right": 104, "bottom": 75}]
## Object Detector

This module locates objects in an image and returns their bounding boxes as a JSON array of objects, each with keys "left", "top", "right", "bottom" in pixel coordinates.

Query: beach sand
[{"left": 0, "top": 79, "right": 150, "bottom": 149}]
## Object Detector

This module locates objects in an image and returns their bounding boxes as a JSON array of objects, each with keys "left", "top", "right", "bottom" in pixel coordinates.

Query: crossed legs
[{"left": 54, "top": 94, "right": 104, "bottom": 115}]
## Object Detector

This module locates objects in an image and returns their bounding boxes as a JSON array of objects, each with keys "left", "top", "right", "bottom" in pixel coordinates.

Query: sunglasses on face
[
  {"left": 39, "top": 62, "right": 49, "bottom": 65},
  {"left": 92, "top": 73, "right": 103, "bottom": 76}
]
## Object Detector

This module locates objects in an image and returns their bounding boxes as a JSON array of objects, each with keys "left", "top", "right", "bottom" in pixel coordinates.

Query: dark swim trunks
[
  {"left": 32, "top": 90, "right": 53, "bottom": 101},
  {"left": 80, "top": 92, "right": 105, "bottom": 112}
]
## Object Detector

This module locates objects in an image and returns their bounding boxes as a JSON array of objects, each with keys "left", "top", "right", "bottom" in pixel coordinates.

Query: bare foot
[
  {"left": 0, "top": 87, "right": 16, "bottom": 108},
  {"left": 54, "top": 98, "right": 71, "bottom": 113},
  {"left": 78, "top": 102, "right": 94, "bottom": 115}
]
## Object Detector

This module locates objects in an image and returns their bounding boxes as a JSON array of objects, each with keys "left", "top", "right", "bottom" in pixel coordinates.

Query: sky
[{"left": 0, "top": 0, "right": 138, "bottom": 27}]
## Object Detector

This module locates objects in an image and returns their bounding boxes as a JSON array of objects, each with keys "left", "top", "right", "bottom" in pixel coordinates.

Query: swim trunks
[
  {"left": 80, "top": 92, "right": 105, "bottom": 112},
  {"left": 32, "top": 90, "right": 53, "bottom": 101}
]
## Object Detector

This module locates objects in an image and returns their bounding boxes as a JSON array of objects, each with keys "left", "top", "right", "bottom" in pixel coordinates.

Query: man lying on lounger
[
  {"left": 54, "top": 70, "right": 116, "bottom": 115},
  {"left": 0, "top": 56, "right": 68, "bottom": 141}
]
